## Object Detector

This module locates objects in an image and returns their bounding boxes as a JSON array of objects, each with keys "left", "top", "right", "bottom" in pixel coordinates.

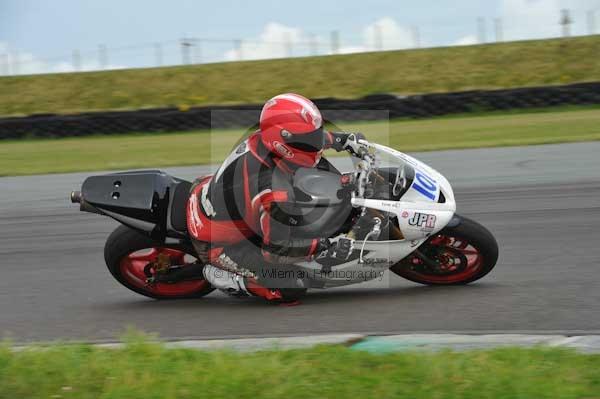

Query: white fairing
[{"left": 295, "top": 142, "right": 457, "bottom": 288}]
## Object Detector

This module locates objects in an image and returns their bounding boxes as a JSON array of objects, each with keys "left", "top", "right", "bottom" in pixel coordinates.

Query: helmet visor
[{"left": 283, "top": 127, "right": 325, "bottom": 152}]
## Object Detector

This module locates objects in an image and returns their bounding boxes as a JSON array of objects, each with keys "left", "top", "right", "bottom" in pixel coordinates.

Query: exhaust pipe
[
  {"left": 70, "top": 191, "right": 82, "bottom": 204},
  {"left": 70, "top": 191, "right": 102, "bottom": 215}
]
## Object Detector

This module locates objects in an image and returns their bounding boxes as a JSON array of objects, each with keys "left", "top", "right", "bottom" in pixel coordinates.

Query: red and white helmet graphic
[{"left": 259, "top": 93, "right": 325, "bottom": 167}]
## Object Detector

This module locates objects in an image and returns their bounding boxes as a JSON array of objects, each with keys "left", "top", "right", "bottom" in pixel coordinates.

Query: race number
[{"left": 412, "top": 171, "right": 438, "bottom": 201}]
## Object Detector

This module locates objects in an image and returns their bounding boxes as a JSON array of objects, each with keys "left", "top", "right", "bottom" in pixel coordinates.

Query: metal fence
[{"left": 2, "top": 7, "right": 600, "bottom": 76}]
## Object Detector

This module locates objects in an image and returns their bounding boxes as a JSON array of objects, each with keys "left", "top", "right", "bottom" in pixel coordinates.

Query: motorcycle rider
[{"left": 188, "top": 93, "right": 363, "bottom": 302}]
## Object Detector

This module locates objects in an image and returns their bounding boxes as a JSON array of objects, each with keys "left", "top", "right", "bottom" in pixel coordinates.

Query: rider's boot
[{"left": 202, "top": 264, "right": 283, "bottom": 301}]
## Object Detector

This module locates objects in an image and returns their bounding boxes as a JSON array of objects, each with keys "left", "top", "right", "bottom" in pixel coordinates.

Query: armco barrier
[{"left": 1, "top": 82, "right": 600, "bottom": 140}]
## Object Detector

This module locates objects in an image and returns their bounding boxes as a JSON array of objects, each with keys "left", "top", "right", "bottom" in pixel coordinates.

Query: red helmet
[{"left": 259, "top": 93, "right": 325, "bottom": 167}]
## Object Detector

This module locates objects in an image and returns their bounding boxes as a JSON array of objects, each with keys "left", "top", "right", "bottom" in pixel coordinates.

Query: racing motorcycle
[{"left": 70, "top": 135, "right": 498, "bottom": 300}]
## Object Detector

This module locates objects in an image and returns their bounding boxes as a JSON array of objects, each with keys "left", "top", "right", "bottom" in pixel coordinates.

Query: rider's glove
[
  {"left": 329, "top": 132, "right": 366, "bottom": 155},
  {"left": 344, "top": 133, "right": 366, "bottom": 156}
]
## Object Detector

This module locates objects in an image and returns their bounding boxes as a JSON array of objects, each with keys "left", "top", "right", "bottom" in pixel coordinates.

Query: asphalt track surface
[{"left": 1, "top": 142, "right": 599, "bottom": 343}]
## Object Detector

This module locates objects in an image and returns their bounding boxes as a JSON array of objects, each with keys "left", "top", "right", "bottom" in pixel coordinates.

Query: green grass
[
  {"left": 1, "top": 107, "right": 600, "bottom": 176},
  {"left": 1, "top": 338, "right": 599, "bottom": 399},
  {"left": 1, "top": 36, "right": 600, "bottom": 116}
]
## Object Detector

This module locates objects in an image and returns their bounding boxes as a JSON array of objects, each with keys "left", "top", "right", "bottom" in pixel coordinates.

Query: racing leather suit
[{"left": 190, "top": 131, "right": 355, "bottom": 299}]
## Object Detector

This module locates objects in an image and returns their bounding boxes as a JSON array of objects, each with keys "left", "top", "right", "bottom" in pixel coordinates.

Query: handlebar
[
  {"left": 347, "top": 137, "right": 377, "bottom": 200},
  {"left": 328, "top": 132, "right": 378, "bottom": 201}
]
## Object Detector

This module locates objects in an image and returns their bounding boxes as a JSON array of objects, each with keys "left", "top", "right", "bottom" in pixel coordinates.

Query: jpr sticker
[
  {"left": 412, "top": 171, "right": 438, "bottom": 201},
  {"left": 408, "top": 212, "right": 437, "bottom": 229}
]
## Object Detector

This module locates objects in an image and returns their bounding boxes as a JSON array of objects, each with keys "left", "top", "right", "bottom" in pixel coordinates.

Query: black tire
[
  {"left": 390, "top": 215, "right": 499, "bottom": 285},
  {"left": 104, "top": 225, "right": 214, "bottom": 299},
  {"left": 278, "top": 288, "right": 308, "bottom": 303}
]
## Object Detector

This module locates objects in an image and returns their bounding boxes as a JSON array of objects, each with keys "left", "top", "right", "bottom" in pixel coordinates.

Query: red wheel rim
[
  {"left": 403, "top": 235, "right": 484, "bottom": 284},
  {"left": 119, "top": 248, "right": 208, "bottom": 296}
]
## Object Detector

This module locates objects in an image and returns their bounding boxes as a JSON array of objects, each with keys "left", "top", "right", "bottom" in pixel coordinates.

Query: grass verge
[
  {"left": 0, "top": 338, "right": 599, "bottom": 399},
  {"left": 1, "top": 36, "right": 599, "bottom": 116},
  {"left": 1, "top": 107, "right": 600, "bottom": 176}
]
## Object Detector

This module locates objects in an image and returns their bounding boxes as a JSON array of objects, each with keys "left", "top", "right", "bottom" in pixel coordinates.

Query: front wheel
[
  {"left": 390, "top": 215, "right": 498, "bottom": 285},
  {"left": 104, "top": 225, "right": 214, "bottom": 299}
]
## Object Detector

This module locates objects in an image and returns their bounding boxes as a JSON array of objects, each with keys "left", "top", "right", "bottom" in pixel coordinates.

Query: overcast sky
[{"left": 1, "top": 0, "right": 599, "bottom": 74}]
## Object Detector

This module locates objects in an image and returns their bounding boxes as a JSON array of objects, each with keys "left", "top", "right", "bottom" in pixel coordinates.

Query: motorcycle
[{"left": 70, "top": 135, "right": 499, "bottom": 301}]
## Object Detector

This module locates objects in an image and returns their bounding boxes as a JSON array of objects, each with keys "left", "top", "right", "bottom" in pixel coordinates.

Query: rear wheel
[
  {"left": 390, "top": 215, "right": 498, "bottom": 285},
  {"left": 104, "top": 225, "right": 214, "bottom": 299}
]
